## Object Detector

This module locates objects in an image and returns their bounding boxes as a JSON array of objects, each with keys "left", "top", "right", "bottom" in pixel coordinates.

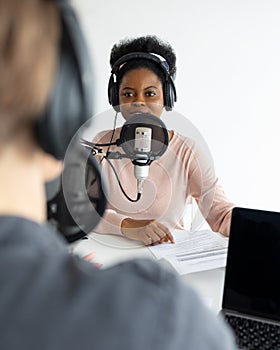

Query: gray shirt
[{"left": 0, "top": 216, "right": 236, "bottom": 350}]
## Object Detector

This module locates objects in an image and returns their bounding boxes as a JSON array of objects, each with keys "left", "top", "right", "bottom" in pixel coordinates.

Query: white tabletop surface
[{"left": 71, "top": 231, "right": 226, "bottom": 315}]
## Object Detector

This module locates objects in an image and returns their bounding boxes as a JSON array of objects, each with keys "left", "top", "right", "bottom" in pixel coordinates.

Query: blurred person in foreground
[{"left": 0, "top": 1, "right": 236, "bottom": 349}]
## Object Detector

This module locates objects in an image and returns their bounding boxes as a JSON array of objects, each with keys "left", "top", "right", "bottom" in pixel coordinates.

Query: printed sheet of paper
[{"left": 148, "top": 229, "right": 228, "bottom": 275}]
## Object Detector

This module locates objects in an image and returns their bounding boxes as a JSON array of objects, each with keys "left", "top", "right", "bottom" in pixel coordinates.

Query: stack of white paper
[{"left": 148, "top": 229, "right": 228, "bottom": 275}]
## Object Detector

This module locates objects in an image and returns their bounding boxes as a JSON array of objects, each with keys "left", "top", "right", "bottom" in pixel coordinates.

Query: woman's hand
[{"left": 121, "top": 218, "right": 175, "bottom": 246}]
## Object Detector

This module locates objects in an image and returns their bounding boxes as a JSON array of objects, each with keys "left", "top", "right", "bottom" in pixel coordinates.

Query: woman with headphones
[{"left": 94, "top": 35, "right": 235, "bottom": 245}]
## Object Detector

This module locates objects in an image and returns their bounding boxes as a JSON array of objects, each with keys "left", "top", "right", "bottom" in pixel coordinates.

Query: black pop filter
[{"left": 118, "top": 113, "right": 169, "bottom": 160}]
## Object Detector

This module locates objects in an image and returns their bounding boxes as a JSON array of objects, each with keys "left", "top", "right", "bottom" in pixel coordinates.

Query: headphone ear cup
[
  {"left": 36, "top": 51, "right": 84, "bottom": 158},
  {"left": 164, "top": 77, "right": 177, "bottom": 111},
  {"left": 164, "top": 80, "right": 172, "bottom": 111},
  {"left": 108, "top": 75, "right": 120, "bottom": 112},
  {"left": 35, "top": 1, "right": 94, "bottom": 159}
]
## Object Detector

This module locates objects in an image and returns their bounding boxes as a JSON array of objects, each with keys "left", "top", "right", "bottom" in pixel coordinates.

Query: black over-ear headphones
[
  {"left": 108, "top": 52, "right": 177, "bottom": 112},
  {"left": 34, "top": 0, "right": 107, "bottom": 242},
  {"left": 35, "top": 0, "right": 94, "bottom": 160}
]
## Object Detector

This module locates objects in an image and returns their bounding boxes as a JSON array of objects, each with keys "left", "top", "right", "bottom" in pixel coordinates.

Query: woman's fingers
[
  {"left": 166, "top": 231, "right": 175, "bottom": 244},
  {"left": 155, "top": 223, "right": 174, "bottom": 243},
  {"left": 145, "top": 223, "right": 175, "bottom": 245},
  {"left": 144, "top": 231, "right": 162, "bottom": 245},
  {"left": 143, "top": 235, "right": 154, "bottom": 246}
]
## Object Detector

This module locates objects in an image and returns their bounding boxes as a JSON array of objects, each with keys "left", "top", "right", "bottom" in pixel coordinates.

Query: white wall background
[{"left": 71, "top": 0, "right": 280, "bottom": 212}]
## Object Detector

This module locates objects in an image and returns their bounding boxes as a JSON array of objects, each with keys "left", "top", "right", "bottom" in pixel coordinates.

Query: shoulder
[
  {"left": 165, "top": 132, "right": 196, "bottom": 164},
  {"left": 0, "top": 215, "right": 66, "bottom": 251},
  {"left": 93, "top": 127, "right": 121, "bottom": 143},
  {"left": 170, "top": 131, "right": 214, "bottom": 168},
  {"left": 169, "top": 132, "right": 196, "bottom": 150},
  {"left": 102, "top": 258, "right": 235, "bottom": 349}
]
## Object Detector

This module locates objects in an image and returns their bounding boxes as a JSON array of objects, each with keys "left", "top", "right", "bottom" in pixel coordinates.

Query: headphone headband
[{"left": 111, "top": 52, "right": 170, "bottom": 78}]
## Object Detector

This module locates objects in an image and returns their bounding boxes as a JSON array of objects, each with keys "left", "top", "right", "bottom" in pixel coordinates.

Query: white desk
[{"left": 71, "top": 232, "right": 226, "bottom": 315}]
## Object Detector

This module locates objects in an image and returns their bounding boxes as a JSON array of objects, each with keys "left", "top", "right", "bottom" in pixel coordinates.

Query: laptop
[{"left": 220, "top": 207, "right": 280, "bottom": 349}]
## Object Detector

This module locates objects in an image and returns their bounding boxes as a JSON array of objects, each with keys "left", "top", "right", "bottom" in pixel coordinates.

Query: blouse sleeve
[
  {"left": 187, "top": 140, "right": 235, "bottom": 236},
  {"left": 94, "top": 209, "right": 127, "bottom": 236}
]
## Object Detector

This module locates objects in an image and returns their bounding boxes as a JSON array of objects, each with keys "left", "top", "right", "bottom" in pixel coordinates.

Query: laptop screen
[{"left": 222, "top": 207, "right": 280, "bottom": 322}]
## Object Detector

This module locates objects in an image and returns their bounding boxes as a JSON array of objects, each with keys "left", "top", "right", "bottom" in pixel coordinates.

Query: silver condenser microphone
[
  {"left": 94, "top": 113, "right": 169, "bottom": 202},
  {"left": 134, "top": 127, "right": 152, "bottom": 194}
]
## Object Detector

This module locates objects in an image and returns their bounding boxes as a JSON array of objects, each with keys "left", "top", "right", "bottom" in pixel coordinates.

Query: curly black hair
[{"left": 110, "top": 35, "right": 177, "bottom": 84}]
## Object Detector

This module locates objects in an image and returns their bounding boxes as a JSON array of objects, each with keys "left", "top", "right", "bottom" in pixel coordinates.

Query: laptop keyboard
[{"left": 224, "top": 314, "right": 280, "bottom": 349}]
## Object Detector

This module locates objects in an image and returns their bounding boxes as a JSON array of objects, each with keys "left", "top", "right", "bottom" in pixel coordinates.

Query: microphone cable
[
  {"left": 80, "top": 143, "right": 142, "bottom": 202},
  {"left": 101, "top": 110, "right": 118, "bottom": 164},
  {"left": 81, "top": 111, "right": 142, "bottom": 202},
  {"left": 105, "top": 157, "right": 141, "bottom": 202}
]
